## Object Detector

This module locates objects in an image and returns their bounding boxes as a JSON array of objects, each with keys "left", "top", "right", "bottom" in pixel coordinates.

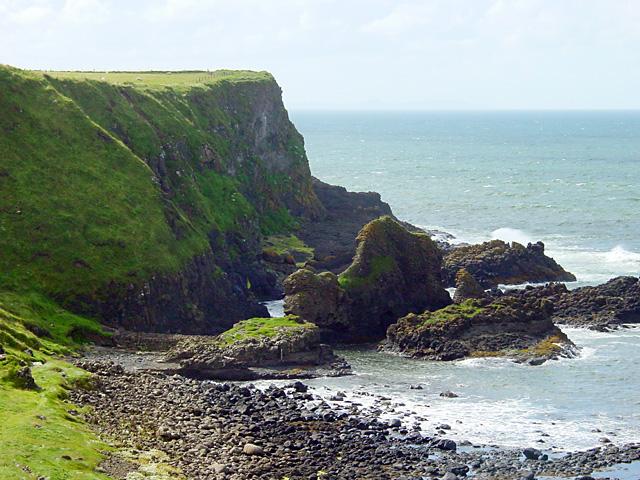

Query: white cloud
[
  {"left": 60, "top": 0, "right": 110, "bottom": 24},
  {"left": 361, "top": 3, "right": 435, "bottom": 35},
  {"left": 8, "top": 4, "right": 52, "bottom": 24}
]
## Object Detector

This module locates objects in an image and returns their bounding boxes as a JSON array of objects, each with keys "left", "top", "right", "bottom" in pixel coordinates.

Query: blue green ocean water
[
  {"left": 292, "top": 111, "right": 640, "bottom": 286},
  {"left": 265, "top": 111, "right": 640, "bottom": 462}
]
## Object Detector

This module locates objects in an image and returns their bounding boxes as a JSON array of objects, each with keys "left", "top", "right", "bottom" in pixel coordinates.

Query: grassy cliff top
[{"left": 29, "top": 69, "right": 274, "bottom": 91}]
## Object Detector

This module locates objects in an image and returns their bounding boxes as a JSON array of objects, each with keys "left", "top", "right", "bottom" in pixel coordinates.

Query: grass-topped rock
[
  {"left": 384, "top": 285, "right": 576, "bottom": 364},
  {"left": 166, "top": 316, "right": 349, "bottom": 380},
  {"left": 284, "top": 216, "right": 451, "bottom": 342},
  {"left": 443, "top": 240, "right": 576, "bottom": 288}
]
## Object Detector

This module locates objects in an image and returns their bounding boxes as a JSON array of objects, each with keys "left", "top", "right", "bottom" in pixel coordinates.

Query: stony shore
[{"left": 71, "top": 354, "right": 640, "bottom": 480}]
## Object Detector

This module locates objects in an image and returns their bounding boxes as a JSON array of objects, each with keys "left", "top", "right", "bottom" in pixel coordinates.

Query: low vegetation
[
  {"left": 0, "top": 292, "right": 110, "bottom": 478},
  {"left": 418, "top": 299, "right": 485, "bottom": 327},
  {"left": 338, "top": 255, "right": 395, "bottom": 290},
  {"left": 217, "top": 315, "right": 315, "bottom": 345},
  {"left": 262, "top": 234, "right": 314, "bottom": 266}
]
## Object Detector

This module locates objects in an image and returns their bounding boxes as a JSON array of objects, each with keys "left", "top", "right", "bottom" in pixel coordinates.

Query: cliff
[{"left": 0, "top": 66, "right": 323, "bottom": 333}]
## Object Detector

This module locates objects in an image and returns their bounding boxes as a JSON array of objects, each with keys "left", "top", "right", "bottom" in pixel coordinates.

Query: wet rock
[
  {"left": 384, "top": 285, "right": 576, "bottom": 362},
  {"left": 443, "top": 240, "right": 576, "bottom": 288},
  {"left": 440, "top": 391, "right": 459, "bottom": 398},
  {"left": 523, "top": 447, "right": 543, "bottom": 460},
  {"left": 552, "top": 276, "right": 640, "bottom": 329}
]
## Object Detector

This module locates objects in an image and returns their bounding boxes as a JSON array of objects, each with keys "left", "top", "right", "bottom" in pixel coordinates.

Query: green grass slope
[
  {"left": 0, "top": 292, "right": 111, "bottom": 479},
  {"left": 0, "top": 66, "right": 203, "bottom": 299},
  {"left": 0, "top": 65, "right": 322, "bottom": 324}
]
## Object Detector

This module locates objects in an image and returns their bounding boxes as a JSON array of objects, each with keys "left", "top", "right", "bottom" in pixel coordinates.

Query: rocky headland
[
  {"left": 542, "top": 276, "right": 640, "bottom": 330},
  {"left": 2, "top": 65, "right": 638, "bottom": 480}
]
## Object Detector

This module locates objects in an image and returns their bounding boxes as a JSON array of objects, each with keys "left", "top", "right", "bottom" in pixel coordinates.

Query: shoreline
[
  {"left": 71, "top": 349, "right": 640, "bottom": 480},
  {"left": 70, "top": 322, "right": 640, "bottom": 480}
]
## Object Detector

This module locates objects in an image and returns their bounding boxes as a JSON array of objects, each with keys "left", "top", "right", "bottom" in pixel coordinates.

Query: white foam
[{"left": 491, "top": 227, "right": 533, "bottom": 245}]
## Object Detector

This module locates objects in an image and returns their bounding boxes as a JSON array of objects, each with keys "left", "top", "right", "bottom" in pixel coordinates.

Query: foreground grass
[
  {"left": 0, "top": 360, "right": 111, "bottom": 480},
  {"left": 0, "top": 292, "right": 183, "bottom": 480},
  {"left": 0, "top": 292, "right": 112, "bottom": 479}
]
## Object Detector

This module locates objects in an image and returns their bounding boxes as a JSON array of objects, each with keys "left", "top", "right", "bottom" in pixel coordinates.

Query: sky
[{"left": 1, "top": 0, "right": 639, "bottom": 110}]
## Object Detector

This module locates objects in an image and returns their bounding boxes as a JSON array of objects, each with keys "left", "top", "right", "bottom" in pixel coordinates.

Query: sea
[{"left": 264, "top": 111, "right": 640, "bottom": 470}]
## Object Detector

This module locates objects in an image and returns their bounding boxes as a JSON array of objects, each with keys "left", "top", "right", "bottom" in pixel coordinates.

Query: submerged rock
[
  {"left": 443, "top": 240, "right": 576, "bottom": 288},
  {"left": 384, "top": 286, "right": 575, "bottom": 362},
  {"left": 284, "top": 216, "right": 451, "bottom": 342},
  {"left": 166, "top": 316, "right": 349, "bottom": 380}
]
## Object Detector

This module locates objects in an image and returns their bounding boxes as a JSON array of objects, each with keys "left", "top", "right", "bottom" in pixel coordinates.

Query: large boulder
[
  {"left": 442, "top": 240, "right": 576, "bottom": 288},
  {"left": 551, "top": 276, "right": 640, "bottom": 329},
  {"left": 283, "top": 270, "right": 344, "bottom": 331},
  {"left": 384, "top": 286, "right": 575, "bottom": 364},
  {"left": 452, "top": 268, "right": 486, "bottom": 304},
  {"left": 284, "top": 216, "right": 451, "bottom": 342},
  {"left": 166, "top": 316, "right": 349, "bottom": 380}
]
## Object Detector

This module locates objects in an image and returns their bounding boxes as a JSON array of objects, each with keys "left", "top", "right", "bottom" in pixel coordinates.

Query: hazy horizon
[{"left": 2, "top": 0, "right": 639, "bottom": 110}]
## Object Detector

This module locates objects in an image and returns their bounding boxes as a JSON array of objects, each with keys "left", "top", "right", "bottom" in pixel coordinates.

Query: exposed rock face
[
  {"left": 550, "top": 276, "right": 640, "bottom": 329},
  {"left": 452, "top": 268, "right": 486, "bottom": 304},
  {"left": 385, "top": 286, "right": 575, "bottom": 364},
  {"left": 73, "top": 252, "right": 268, "bottom": 334},
  {"left": 285, "top": 217, "right": 451, "bottom": 342},
  {"left": 166, "top": 316, "right": 349, "bottom": 380},
  {"left": 283, "top": 270, "right": 344, "bottom": 330},
  {"left": 443, "top": 240, "right": 576, "bottom": 288},
  {"left": 299, "top": 178, "right": 397, "bottom": 273}
]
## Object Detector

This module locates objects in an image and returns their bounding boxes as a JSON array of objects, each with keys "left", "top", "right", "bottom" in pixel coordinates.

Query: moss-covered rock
[
  {"left": 166, "top": 316, "right": 348, "bottom": 379},
  {"left": 443, "top": 240, "right": 576, "bottom": 288},
  {"left": 284, "top": 217, "right": 451, "bottom": 342},
  {"left": 384, "top": 286, "right": 575, "bottom": 364},
  {"left": 452, "top": 268, "right": 486, "bottom": 303}
]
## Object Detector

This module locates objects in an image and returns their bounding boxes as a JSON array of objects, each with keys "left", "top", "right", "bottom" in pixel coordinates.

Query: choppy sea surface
[
  {"left": 291, "top": 111, "right": 640, "bottom": 287},
  {"left": 263, "top": 112, "right": 640, "bottom": 457}
]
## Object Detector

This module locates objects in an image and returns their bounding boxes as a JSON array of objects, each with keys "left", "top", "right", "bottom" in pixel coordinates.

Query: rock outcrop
[
  {"left": 384, "top": 286, "right": 575, "bottom": 364},
  {"left": 549, "top": 276, "right": 640, "bottom": 329},
  {"left": 452, "top": 268, "right": 486, "bottom": 304},
  {"left": 443, "top": 240, "right": 576, "bottom": 288},
  {"left": 284, "top": 216, "right": 451, "bottom": 342},
  {"left": 166, "top": 316, "right": 349, "bottom": 380}
]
